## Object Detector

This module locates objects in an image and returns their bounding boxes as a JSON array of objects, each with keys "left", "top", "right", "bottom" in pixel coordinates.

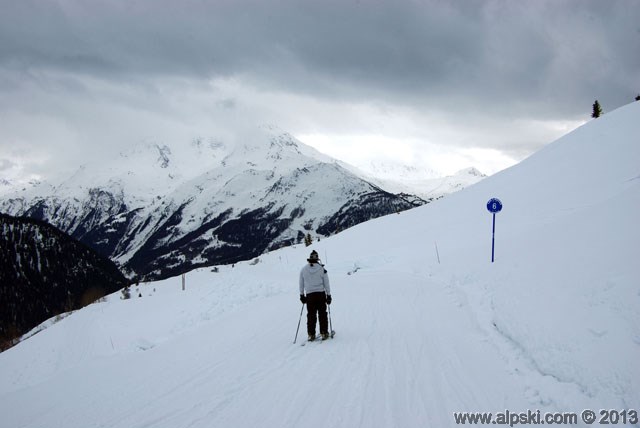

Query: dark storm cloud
[
  {"left": 2, "top": 0, "right": 638, "bottom": 115},
  {"left": 1, "top": 0, "right": 639, "bottom": 179}
]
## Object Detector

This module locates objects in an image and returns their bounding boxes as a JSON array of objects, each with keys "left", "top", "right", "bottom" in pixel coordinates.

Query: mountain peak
[{"left": 451, "top": 167, "right": 486, "bottom": 178}]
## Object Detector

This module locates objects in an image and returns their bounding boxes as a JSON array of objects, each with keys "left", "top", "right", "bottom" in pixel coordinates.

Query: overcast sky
[{"left": 1, "top": 0, "right": 639, "bottom": 184}]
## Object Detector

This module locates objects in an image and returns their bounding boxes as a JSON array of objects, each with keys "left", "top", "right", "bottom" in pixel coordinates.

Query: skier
[{"left": 299, "top": 250, "right": 332, "bottom": 341}]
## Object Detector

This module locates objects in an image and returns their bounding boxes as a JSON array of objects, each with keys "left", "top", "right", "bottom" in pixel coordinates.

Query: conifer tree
[
  {"left": 635, "top": 94, "right": 640, "bottom": 101},
  {"left": 304, "top": 233, "right": 313, "bottom": 247},
  {"left": 592, "top": 100, "right": 602, "bottom": 118}
]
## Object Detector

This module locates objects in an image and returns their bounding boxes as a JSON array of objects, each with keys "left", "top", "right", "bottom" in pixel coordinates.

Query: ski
[{"left": 300, "top": 330, "right": 335, "bottom": 346}]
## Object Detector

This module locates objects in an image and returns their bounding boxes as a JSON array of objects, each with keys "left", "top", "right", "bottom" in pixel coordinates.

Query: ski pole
[{"left": 293, "top": 303, "right": 305, "bottom": 344}]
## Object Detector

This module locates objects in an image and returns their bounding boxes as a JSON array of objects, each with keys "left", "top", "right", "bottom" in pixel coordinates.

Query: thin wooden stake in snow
[
  {"left": 434, "top": 242, "right": 441, "bottom": 264},
  {"left": 182, "top": 273, "right": 185, "bottom": 291}
]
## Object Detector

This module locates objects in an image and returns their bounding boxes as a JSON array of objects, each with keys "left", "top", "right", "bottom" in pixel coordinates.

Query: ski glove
[
  {"left": 300, "top": 294, "right": 307, "bottom": 304},
  {"left": 326, "top": 295, "right": 332, "bottom": 305}
]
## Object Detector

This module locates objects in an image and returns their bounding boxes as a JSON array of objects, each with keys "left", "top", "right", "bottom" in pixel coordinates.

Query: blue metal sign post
[{"left": 486, "top": 198, "right": 503, "bottom": 262}]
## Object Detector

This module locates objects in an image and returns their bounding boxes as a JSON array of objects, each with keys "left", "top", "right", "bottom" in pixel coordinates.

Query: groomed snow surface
[{"left": 1, "top": 103, "right": 639, "bottom": 427}]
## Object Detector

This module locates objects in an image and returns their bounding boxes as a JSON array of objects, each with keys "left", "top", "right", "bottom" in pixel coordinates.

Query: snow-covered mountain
[
  {"left": 339, "top": 159, "right": 487, "bottom": 201},
  {"left": 368, "top": 166, "right": 487, "bottom": 201},
  {"left": 1, "top": 102, "right": 637, "bottom": 427},
  {"left": 0, "top": 128, "right": 424, "bottom": 280},
  {"left": 355, "top": 159, "right": 443, "bottom": 181}
]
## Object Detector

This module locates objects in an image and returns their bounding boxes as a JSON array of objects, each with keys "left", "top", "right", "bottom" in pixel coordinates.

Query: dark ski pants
[{"left": 306, "top": 292, "right": 328, "bottom": 335}]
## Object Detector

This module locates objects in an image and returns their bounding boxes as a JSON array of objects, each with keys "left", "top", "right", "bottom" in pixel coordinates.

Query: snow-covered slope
[
  {"left": 0, "top": 102, "right": 638, "bottom": 427},
  {"left": 0, "top": 128, "right": 422, "bottom": 280}
]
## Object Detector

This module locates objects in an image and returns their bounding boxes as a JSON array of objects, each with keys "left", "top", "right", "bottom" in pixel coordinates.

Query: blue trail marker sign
[{"left": 486, "top": 198, "right": 503, "bottom": 262}]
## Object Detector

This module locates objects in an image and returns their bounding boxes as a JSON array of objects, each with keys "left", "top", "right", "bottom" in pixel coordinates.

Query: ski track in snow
[{"left": 1, "top": 262, "right": 624, "bottom": 428}]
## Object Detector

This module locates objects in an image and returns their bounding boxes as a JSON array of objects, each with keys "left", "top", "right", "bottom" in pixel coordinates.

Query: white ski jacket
[{"left": 299, "top": 263, "right": 331, "bottom": 295}]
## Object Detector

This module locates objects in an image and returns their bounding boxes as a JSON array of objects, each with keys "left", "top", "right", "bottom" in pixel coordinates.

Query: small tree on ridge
[{"left": 592, "top": 100, "right": 602, "bottom": 118}]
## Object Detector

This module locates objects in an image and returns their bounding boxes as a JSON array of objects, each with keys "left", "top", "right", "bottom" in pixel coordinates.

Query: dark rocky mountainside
[{"left": 0, "top": 213, "right": 128, "bottom": 348}]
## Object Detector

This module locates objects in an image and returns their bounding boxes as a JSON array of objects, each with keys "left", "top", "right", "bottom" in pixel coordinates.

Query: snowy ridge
[
  {"left": 370, "top": 166, "right": 487, "bottom": 201},
  {"left": 0, "top": 102, "right": 638, "bottom": 427},
  {"left": 358, "top": 159, "right": 442, "bottom": 181},
  {"left": 338, "top": 158, "right": 487, "bottom": 201}
]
